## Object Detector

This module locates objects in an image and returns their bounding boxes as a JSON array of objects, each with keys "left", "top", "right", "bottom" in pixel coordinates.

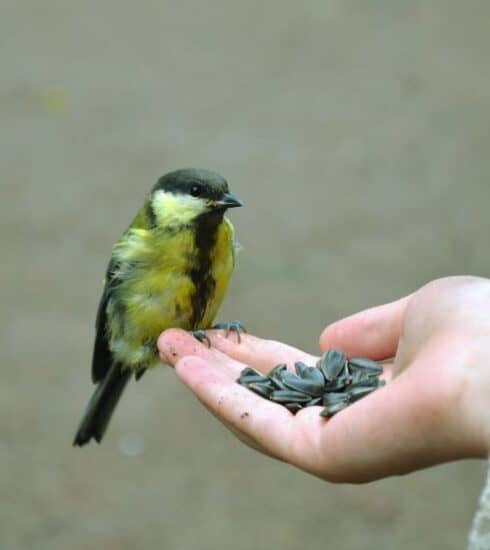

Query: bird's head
[{"left": 149, "top": 168, "right": 242, "bottom": 227}]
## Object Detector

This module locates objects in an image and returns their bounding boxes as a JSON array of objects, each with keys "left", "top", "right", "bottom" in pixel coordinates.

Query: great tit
[{"left": 73, "top": 168, "right": 242, "bottom": 446}]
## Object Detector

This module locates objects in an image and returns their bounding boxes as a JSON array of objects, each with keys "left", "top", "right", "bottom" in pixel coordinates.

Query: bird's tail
[{"left": 73, "top": 364, "right": 131, "bottom": 446}]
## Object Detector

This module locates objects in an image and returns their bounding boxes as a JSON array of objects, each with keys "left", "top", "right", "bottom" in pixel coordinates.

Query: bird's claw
[
  {"left": 191, "top": 321, "right": 246, "bottom": 347},
  {"left": 191, "top": 330, "right": 211, "bottom": 348},
  {"left": 212, "top": 320, "right": 247, "bottom": 343}
]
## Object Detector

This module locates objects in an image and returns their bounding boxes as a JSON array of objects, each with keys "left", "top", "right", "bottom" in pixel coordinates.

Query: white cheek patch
[{"left": 152, "top": 190, "right": 206, "bottom": 225}]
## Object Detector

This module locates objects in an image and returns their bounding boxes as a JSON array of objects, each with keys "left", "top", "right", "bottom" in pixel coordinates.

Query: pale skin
[{"left": 158, "top": 276, "right": 490, "bottom": 483}]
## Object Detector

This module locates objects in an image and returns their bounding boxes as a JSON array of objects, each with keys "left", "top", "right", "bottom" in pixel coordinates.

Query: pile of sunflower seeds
[{"left": 236, "top": 349, "right": 385, "bottom": 418}]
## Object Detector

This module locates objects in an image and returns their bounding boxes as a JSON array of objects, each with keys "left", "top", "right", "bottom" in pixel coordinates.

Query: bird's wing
[
  {"left": 91, "top": 257, "right": 121, "bottom": 383},
  {"left": 91, "top": 207, "right": 152, "bottom": 384}
]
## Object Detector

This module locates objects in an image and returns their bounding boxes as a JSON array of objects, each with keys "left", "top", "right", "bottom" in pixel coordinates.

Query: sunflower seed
[
  {"left": 281, "top": 371, "right": 324, "bottom": 397},
  {"left": 248, "top": 382, "right": 273, "bottom": 398},
  {"left": 324, "top": 377, "right": 349, "bottom": 391},
  {"left": 303, "top": 366, "right": 325, "bottom": 385},
  {"left": 348, "top": 357, "right": 383, "bottom": 374},
  {"left": 239, "top": 373, "right": 269, "bottom": 384},
  {"left": 268, "top": 364, "right": 289, "bottom": 390},
  {"left": 350, "top": 369, "right": 366, "bottom": 385},
  {"left": 353, "top": 371, "right": 381, "bottom": 387},
  {"left": 320, "top": 400, "right": 349, "bottom": 418},
  {"left": 342, "top": 362, "right": 351, "bottom": 378},
  {"left": 284, "top": 402, "right": 304, "bottom": 413},
  {"left": 307, "top": 397, "right": 323, "bottom": 406},
  {"left": 269, "top": 363, "right": 287, "bottom": 375},
  {"left": 358, "top": 372, "right": 379, "bottom": 388},
  {"left": 348, "top": 385, "right": 376, "bottom": 400},
  {"left": 270, "top": 390, "right": 312, "bottom": 404},
  {"left": 319, "top": 350, "right": 346, "bottom": 381},
  {"left": 323, "top": 392, "right": 349, "bottom": 406},
  {"left": 237, "top": 368, "right": 267, "bottom": 385},
  {"left": 239, "top": 367, "right": 260, "bottom": 377},
  {"left": 294, "top": 362, "right": 309, "bottom": 378},
  {"left": 237, "top": 351, "right": 384, "bottom": 418}
]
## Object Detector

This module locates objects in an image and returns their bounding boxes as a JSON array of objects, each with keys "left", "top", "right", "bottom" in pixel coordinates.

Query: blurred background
[{"left": 2, "top": 1, "right": 490, "bottom": 548}]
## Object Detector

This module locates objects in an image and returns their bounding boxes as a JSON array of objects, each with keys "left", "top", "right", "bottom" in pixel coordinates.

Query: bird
[{"left": 73, "top": 168, "right": 243, "bottom": 446}]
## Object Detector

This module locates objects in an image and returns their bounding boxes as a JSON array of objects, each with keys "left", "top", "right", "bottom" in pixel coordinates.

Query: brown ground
[{"left": 2, "top": 1, "right": 490, "bottom": 548}]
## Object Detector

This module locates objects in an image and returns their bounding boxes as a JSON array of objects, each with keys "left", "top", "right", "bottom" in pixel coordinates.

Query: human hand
[{"left": 158, "top": 276, "right": 490, "bottom": 483}]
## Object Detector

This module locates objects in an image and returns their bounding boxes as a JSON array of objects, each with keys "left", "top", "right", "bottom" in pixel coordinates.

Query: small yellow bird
[{"left": 74, "top": 168, "right": 243, "bottom": 446}]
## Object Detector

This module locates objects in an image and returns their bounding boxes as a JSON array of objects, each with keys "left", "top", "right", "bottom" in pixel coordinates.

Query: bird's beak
[{"left": 215, "top": 192, "right": 243, "bottom": 209}]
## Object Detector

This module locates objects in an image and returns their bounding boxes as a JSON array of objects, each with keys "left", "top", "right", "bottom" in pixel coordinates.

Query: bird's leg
[{"left": 212, "top": 320, "right": 247, "bottom": 343}]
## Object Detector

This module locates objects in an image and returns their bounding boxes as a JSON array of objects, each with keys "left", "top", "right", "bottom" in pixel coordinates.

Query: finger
[
  {"left": 159, "top": 330, "right": 279, "bottom": 455},
  {"left": 174, "top": 355, "right": 295, "bottom": 460},
  {"left": 205, "top": 331, "right": 318, "bottom": 373},
  {"left": 158, "top": 329, "right": 245, "bottom": 378},
  {"left": 159, "top": 330, "right": 280, "bottom": 456},
  {"left": 158, "top": 329, "right": 213, "bottom": 365},
  {"left": 319, "top": 295, "right": 412, "bottom": 360}
]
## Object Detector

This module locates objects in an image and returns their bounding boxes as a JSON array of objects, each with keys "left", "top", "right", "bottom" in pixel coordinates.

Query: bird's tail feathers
[{"left": 73, "top": 364, "right": 131, "bottom": 446}]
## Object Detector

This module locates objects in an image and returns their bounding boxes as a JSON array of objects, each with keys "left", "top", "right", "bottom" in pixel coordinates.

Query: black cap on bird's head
[{"left": 153, "top": 168, "right": 243, "bottom": 210}]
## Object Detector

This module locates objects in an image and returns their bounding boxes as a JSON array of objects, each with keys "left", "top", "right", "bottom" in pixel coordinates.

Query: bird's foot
[
  {"left": 212, "top": 320, "right": 247, "bottom": 343},
  {"left": 191, "top": 321, "right": 246, "bottom": 347},
  {"left": 191, "top": 330, "right": 211, "bottom": 348}
]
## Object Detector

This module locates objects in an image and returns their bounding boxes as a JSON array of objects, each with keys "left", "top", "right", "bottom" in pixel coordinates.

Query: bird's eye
[{"left": 190, "top": 184, "right": 203, "bottom": 197}]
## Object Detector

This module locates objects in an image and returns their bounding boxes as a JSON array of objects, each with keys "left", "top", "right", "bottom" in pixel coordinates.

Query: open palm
[{"left": 159, "top": 276, "right": 490, "bottom": 483}]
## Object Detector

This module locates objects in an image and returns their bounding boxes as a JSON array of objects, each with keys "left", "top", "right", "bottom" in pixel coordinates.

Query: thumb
[{"left": 319, "top": 295, "right": 412, "bottom": 360}]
